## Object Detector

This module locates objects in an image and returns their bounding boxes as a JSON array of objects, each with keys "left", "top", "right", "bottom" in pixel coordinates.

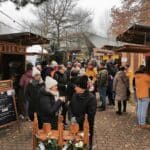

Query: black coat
[
  {"left": 25, "top": 80, "right": 44, "bottom": 121},
  {"left": 38, "top": 88, "right": 63, "bottom": 129},
  {"left": 69, "top": 91, "right": 97, "bottom": 134},
  {"left": 54, "top": 71, "right": 67, "bottom": 96},
  {"left": 66, "top": 76, "right": 78, "bottom": 101}
]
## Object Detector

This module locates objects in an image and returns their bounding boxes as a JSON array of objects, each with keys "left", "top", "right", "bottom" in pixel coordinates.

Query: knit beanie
[
  {"left": 45, "top": 76, "right": 58, "bottom": 89},
  {"left": 75, "top": 75, "right": 88, "bottom": 89},
  {"left": 51, "top": 61, "right": 58, "bottom": 68},
  {"left": 32, "top": 67, "right": 41, "bottom": 77}
]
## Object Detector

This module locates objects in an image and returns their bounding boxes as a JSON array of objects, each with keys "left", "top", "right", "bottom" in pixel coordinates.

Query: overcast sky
[{"left": 0, "top": 0, "right": 121, "bottom": 37}]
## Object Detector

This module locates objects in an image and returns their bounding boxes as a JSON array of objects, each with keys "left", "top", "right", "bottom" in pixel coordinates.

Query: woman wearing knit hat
[
  {"left": 38, "top": 76, "right": 65, "bottom": 129},
  {"left": 69, "top": 75, "right": 97, "bottom": 150},
  {"left": 25, "top": 67, "right": 44, "bottom": 121}
]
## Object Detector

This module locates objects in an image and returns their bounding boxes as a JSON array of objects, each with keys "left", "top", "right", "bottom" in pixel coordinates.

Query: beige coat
[{"left": 113, "top": 71, "right": 129, "bottom": 101}]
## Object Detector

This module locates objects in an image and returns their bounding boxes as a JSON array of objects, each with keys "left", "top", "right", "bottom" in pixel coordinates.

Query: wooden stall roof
[
  {"left": 101, "top": 45, "right": 121, "bottom": 50},
  {"left": 69, "top": 49, "right": 81, "bottom": 53},
  {"left": 93, "top": 48, "right": 114, "bottom": 54},
  {"left": 117, "top": 45, "right": 150, "bottom": 53},
  {"left": 0, "top": 51, "right": 50, "bottom": 56},
  {"left": 0, "top": 32, "right": 49, "bottom": 46},
  {"left": 116, "top": 24, "right": 150, "bottom": 45}
]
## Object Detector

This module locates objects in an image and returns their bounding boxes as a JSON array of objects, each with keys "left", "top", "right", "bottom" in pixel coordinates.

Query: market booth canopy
[
  {"left": 101, "top": 45, "right": 121, "bottom": 51},
  {"left": 0, "top": 32, "right": 49, "bottom": 46},
  {"left": 117, "top": 44, "right": 150, "bottom": 53},
  {"left": 116, "top": 24, "right": 150, "bottom": 45}
]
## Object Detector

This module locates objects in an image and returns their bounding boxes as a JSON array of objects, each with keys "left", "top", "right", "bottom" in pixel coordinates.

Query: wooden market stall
[
  {"left": 101, "top": 45, "right": 122, "bottom": 64},
  {"left": 93, "top": 47, "right": 114, "bottom": 62},
  {"left": 116, "top": 24, "right": 150, "bottom": 122},
  {"left": 116, "top": 24, "right": 150, "bottom": 73},
  {"left": 117, "top": 44, "right": 150, "bottom": 72},
  {"left": 0, "top": 32, "right": 49, "bottom": 129},
  {"left": 0, "top": 32, "right": 49, "bottom": 81}
]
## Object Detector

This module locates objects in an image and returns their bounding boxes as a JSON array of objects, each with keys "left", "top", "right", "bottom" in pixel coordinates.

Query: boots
[
  {"left": 116, "top": 101, "right": 122, "bottom": 115},
  {"left": 116, "top": 101, "right": 127, "bottom": 115},
  {"left": 123, "top": 100, "right": 127, "bottom": 112}
]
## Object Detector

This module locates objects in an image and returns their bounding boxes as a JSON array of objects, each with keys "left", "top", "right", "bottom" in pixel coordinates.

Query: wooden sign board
[
  {"left": 0, "top": 42, "right": 26, "bottom": 54},
  {"left": 0, "top": 80, "right": 20, "bottom": 131}
]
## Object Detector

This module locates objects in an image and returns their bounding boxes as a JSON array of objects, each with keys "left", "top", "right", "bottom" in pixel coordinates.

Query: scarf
[{"left": 46, "top": 88, "right": 60, "bottom": 101}]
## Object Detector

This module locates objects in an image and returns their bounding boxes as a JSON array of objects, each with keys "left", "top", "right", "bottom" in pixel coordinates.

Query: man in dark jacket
[
  {"left": 54, "top": 65, "right": 68, "bottom": 124},
  {"left": 70, "top": 75, "right": 97, "bottom": 150},
  {"left": 98, "top": 62, "right": 108, "bottom": 111},
  {"left": 25, "top": 67, "right": 44, "bottom": 121},
  {"left": 54, "top": 65, "right": 67, "bottom": 96},
  {"left": 38, "top": 76, "right": 65, "bottom": 129}
]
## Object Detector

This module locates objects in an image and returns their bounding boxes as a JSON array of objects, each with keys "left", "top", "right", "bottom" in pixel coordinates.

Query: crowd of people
[{"left": 18, "top": 58, "right": 150, "bottom": 150}]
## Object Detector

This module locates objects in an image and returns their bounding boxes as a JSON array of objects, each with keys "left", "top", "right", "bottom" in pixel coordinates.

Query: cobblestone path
[{"left": 0, "top": 103, "right": 150, "bottom": 150}]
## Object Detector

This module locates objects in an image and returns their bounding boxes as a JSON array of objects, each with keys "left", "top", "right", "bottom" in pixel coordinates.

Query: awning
[
  {"left": 116, "top": 24, "right": 150, "bottom": 45},
  {"left": 0, "top": 51, "right": 50, "bottom": 56},
  {"left": 93, "top": 48, "right": 114, "bottom": 54},
  {"left": 0, "top": 32, "right": 49, "bottom": 46},
  {"left": 117, "top": 45, "right": 150, "bottom": 53},
  {"left": 101, "top": 45, "right": 121, "bottom": 51}
]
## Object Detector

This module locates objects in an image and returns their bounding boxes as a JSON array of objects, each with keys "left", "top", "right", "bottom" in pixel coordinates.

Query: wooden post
[
  {"left": 12, "top": 95, "right": 20, "bottom": 133},
  {"left": 58, "top": 115, "right": 64, "bottom": 147},
  {"left": 70, "top": 123, "right": 79, "bottom": 137},
  {"left": 43, "top": 123, "right": 51, "bottom": 134},
  {"left": 33, "top": 113, "right": 39, "bottom": 150},
  {"left": 83, "top": 114, "right": 89, "bottom": 145}
]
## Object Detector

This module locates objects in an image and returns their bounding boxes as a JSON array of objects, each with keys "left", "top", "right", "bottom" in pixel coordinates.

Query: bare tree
[{"left": 26, "top": 0, "right": 92, "bottom": 50}]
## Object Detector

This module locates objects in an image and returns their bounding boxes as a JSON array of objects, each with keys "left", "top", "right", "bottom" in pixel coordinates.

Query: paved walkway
[
  {"left": 94, "top": 103, "right": 150, "bottom": 150},
  {"left": 0, "top": 102, "right": 150, "bottom": 150}
]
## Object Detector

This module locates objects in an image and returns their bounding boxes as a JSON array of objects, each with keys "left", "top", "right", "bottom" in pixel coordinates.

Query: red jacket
[{"left": 19, "top": 70, "right": 33, "bottom": 89}]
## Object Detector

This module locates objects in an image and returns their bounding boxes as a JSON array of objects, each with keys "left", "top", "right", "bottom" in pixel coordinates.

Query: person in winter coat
[
  {"left": 54, "top": 65, "right": 68, "bottom": 124},
  {"left": 38, "top": 76, "right": 65, "bottom": 129},
  {"left": 86, "top": 62, "right": 97, "bottom": 83},
  {"left": 107, "top": 73, "right": 115, "bottom": 106},
  {"left": 98, "top": 62, "right": 108, "bottom": 111},
  {"left": 50, "top": 60, "right": 58, "bottom": 78},
  {"left": 19, "top": 63, "right": 33, "bottom": 89},
  {"left": 69, "top": 75, "right": 97, "bottom": 150},
  {"left": 66, "top": 70, "right": 79, "bottom": 102},
  {"left": 66, "top": 61, "right": 72, "bottom": 81},
  {"left": 54, "top": 65, "right": 67, "bottom": 96},
  {"left": 19, "top": 63, "right": 33, "bottom": 120},
  {"left": 25, "top": 67, "right": 44, "bottom": 121},
  {"left": 135, "top": 66, "right": 150, "bottom": 128},
  {"left": 113, "top": 66, "right": 129, "bottom": 115}
]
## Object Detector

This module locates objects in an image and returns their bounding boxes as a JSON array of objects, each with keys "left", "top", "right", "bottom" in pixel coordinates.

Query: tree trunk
[{"left": 57, "top": 25, "right": 60, "bottom": 50}]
